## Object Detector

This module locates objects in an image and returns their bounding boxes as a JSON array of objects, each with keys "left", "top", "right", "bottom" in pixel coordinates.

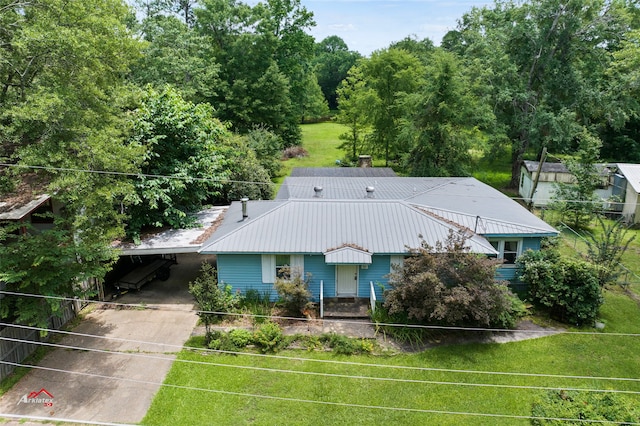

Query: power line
[
  {"left": 1, "top": 360, "right": 638, "bottom": 425},
  {"left": 3, "top": 323, "right": 640, "bottom": 385},
  {"left": 0, "top": 413, "right": 132, "bottom": 426},
  {"left": 0, "top": 162, "right": 620, "bottom": 205},
  {"left": 4, "top": 336, "right": 640, "bottom": 395},
  {"left": 5, "top": 290, "right": 640, "bottom": 337},
  {"left": 0, "top": 162, "right": 273, "bottom": 187}
]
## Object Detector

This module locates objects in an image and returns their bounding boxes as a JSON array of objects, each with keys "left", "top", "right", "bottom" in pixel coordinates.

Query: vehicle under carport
[{"left": 106, "top": 207, "right": 227, "bottom": 299}]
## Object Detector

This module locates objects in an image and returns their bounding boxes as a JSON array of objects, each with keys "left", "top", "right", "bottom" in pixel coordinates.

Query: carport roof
[{"left": 115, "top": 207, "right": 227, "bottom": 255}]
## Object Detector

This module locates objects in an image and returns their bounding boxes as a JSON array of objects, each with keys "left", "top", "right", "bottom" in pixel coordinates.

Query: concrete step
[{"left": 323, "top": 298, "right": 370, "bottom": 319}]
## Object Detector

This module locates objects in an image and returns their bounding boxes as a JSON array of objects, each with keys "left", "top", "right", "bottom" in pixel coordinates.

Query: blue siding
[
  {"left": 359, "top": 255, "right": 391, "bottom": 300},
  {"left": 217, "top": 254, "right": 275, "bottom": 299},
  {"left": 304, "top": 255, "right": 336, "bottom": 300}
]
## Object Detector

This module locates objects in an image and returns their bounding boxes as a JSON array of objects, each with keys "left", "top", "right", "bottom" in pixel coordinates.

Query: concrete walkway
[
  {"left": 0, "top": 307, "right": 198, "bottom": 425},
  {"left": 0, "top": 253, "right": 205, "bottom": 425}
]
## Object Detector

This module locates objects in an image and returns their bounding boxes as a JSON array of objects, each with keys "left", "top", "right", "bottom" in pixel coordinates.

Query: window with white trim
[
  {"left": 262, "top": 254, "right": 303, "bottom": 283},
  {"left": 275, "top": 254, "right": 291, "bottom": 280},
  {"left": 489, "top": 240, "right": 521, "bottom": 265}
]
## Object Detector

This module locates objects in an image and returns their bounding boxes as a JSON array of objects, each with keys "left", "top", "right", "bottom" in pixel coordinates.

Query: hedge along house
[{"left": 199, "top": 176, "right": 558, "bottom": 316}]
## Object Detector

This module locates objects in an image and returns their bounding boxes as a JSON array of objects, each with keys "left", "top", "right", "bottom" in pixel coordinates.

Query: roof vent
[
  {"left": 241, "top": 197, "right": 249, "bottom": 220},
  {"left": 313, "top": 186, "right": 323, "bottom": 198},
  {"left": 365, "top": 186, "right": 375, "bottom": 199}
]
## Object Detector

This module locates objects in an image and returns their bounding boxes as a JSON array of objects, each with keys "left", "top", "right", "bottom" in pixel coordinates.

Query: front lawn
[{"left": 143, "top": 290, "right": 640, "bottom": 425}]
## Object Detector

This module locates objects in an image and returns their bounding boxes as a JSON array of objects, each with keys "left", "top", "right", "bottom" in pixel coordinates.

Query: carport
[{"left": 107, "top": 207, "right": 227, "bottom": 301}]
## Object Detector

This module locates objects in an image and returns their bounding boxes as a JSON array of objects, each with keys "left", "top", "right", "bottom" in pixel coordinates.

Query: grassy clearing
[
  {"left": 275, "top": 122, "right": 346, "bottom": 186},
  {"left": 143, "top": 290, "right": 640, "bottom": 425}
]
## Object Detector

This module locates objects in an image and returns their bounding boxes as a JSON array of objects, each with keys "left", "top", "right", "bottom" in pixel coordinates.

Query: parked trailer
[{"left": 115, "top": 254, "right": 177, "bottom": 294}]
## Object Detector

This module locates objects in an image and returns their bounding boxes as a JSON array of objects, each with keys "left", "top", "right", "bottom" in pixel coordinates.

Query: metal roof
[
  {"left": 0, "top": 194, "right": 50, "bottom": 220},
  {"left": 617, "top": 163, "right": 640, "bottom": 194},
  {"left": 275, "top": 176, "right": 557, "bottom": 236},
  {"left": 523, "top": 160, "right": 570, "bottom": 174},
  {"left": 276, "top": 176, "right": 459, "bottom": 200},
  {"left": 290, "top": 167, "right": 397, "bottom": 177},
  {"left": 324, "top": 246, "right": 372, "bottom": 264},
  {"left": 200, "top": 200, "right": 498, "bottom": 256},
  {"left": 115, "top": 207, "right": 227, "bottom": 255}
]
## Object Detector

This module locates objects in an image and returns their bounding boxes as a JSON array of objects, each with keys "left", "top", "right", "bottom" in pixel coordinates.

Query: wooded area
[{"left": 2, "top": 0, "right": 640, "bottom": 327}]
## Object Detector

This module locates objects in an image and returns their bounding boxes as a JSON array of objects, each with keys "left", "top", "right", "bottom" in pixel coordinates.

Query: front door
[{"left": 336, "top": 265, "right": 358, "bottom": 297}]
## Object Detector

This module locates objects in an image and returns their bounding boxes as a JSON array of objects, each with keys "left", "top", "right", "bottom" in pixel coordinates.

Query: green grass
[
  {"left": 275, "top": 122, "right": 346, "bottom": 186},
  {"left": 143, "top": 290, "right": 640, "bottom": 425}
]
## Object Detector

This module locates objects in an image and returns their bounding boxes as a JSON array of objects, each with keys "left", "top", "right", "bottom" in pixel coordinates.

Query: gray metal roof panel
[
  {"left": 0, "top": 194, "right": 50, "bottom": 220},
  {"left": 290, "top": 167, "right": 397, "bottom": 177},
  {"left": 276, "top": 177, "right": 557, "bottom": 235},
  {"left": 616, "top": 163, "right": 640, "bottom": 194},
  {"left": 324, "top": 247, "right": 372, "bottom": 264},
  {"left": 200, "top": 200, "right": 497, "bottom": 255}
]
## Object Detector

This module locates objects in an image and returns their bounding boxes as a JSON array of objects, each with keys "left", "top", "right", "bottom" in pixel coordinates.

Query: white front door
[{"left": 336, "top": 265, "right": 358, "bottom": 297}]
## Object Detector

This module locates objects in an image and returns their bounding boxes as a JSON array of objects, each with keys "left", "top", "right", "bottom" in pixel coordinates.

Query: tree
[
  {"left": 550, "top": 130, "right": 604, "bottom": 229},
  {"left": 336, "top": 66, "right": 374, "bottom": 162},
  {"left": 131, "top": 15, "right": 220, "bottom": 104},
  {"left": 0, "top": 0, "right": 143, "bottom": 325},
  {"left": 518, "top": 244, "right": 603, "bottom": 325},
  {"left": 125, "top": 86, "right": 231, "bottom": 240},
  {"left": 297, "top": 71, "right": 329, "bottom": 123},
  {"left": 360, "top": 48, "right": 424, "bottom": 166},
  {"left": 584, "top": 216, "right": 636, "bottom": 286},
  {"left": 449, "top": 1, "right": 635, "bottom": 187},
  {"left": 313, "top": 35, "right": 361, "bottom": 109},
  {"left": 189, "top": 262, "right": 238, "bottom": 342},
  {"left": 384, "top": 231, "right": 523, "bottom": 328},
  {"left": 0, "top": 224, "right": 118, "bottom": 329},
  {"left": 401, "top": 49, "right": 495, "bottom": 176}
]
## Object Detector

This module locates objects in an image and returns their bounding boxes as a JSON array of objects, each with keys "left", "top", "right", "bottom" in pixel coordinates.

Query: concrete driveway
[{"left": 0, "top": 253, "right": 207, "bottom": 425}]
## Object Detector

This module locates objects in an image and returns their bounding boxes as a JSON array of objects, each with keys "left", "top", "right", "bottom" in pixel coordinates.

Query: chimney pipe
[
  {"left": 313, "top": 186, "right": 323, "bottom": 198},
  {"left": 241, "top": 197, "right": 249, "bottom": 220}
]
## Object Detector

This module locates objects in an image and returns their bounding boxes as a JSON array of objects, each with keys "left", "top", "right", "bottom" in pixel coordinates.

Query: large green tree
[
  {"left": 313, "top": 35, "right": 361, "bottom": 109},
  {"left": 0, "top": 0, "right": 142, "bottom": 326},
  {"left": 125, "top": 86, "right": 231, "bottom": 240},
  {"left": 401, "top": 49, "right": 495, "bottom": 176},
  {"left": 446, "top": 0, "right": 636, "bottom": 187},
  {"left": 336, "top": 65, "right": 374, "bottom": 163},
  {"left": 359, "top": 48, "right": 424, "bottom": 166}
]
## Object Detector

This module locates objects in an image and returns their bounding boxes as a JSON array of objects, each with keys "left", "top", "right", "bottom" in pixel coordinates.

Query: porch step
[{"left": 323, "top": 298, "right": 371, "bottom": 319}]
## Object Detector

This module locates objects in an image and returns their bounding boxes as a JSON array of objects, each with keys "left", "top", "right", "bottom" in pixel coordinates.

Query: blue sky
[{"left": 302, "top": 0, "right": 494, "bottom": 55}]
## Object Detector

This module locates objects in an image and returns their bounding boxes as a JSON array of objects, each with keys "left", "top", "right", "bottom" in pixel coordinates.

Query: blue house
[{"left": 199, "top": 175, "right": 558, "bottom": 314}]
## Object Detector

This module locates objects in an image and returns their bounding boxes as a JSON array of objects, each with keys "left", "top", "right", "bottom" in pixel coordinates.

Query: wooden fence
[{"left": 0, "top": 300, "right": 79, "bottom": 382}]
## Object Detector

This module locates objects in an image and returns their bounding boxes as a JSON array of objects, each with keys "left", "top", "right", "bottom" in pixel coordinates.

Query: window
[
  {"left": 275, "top": 254, "right": 291, "bottom": 280},
  {"left": 489, "top": 240, "right": 521, "bottom": 265},
  {"left": 262, "top": 254, "right": 303, "bottom": 283}
]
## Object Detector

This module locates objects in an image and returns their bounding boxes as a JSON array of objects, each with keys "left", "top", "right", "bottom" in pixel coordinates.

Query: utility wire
[
  {"left": 0, "top": 413, "right": 132, "bottom": 426},
  {"left": 4, "top": 337, "right": 640, "bottom": 395},
  {"left": 3, "top": 323, "right": 640, "bottom": 385},
  {"left": 5, "top": 290, "right": 640, "bottom": 337},
  {"left": 1, "top": 360, "right": 637, "bottom": 425},
  {"left": 0, "top": 162, "right": 618, "bottom": 205}
]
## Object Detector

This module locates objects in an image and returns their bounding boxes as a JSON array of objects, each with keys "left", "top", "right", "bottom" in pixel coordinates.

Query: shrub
[
  {"left": 189, "top": 262, "right": 239, "bottom": 341},
  {"left": 518, "top": 249, "right": 603, "bottom": 325},
  {"left": 253, "top": 321, "right": 284, "bottom": 353},
  {"left": 228, "top": 328, "right": 253, "bottom": 348},
  {"left": 384, "top": 230, "right": 524, "bottom": 328},
  {"left": 240, "top": 289, "right": 273, "bottom": 324},
  {"left": 282, "top": 145, "right": 309, "bottom": 159},
  {"left": 274, "top": 269, "right": 313, "bottom": 317},
  {"left": 319, "top": 333, "right": 376, "bottom": 355},
  {"left": 531, "top": 390, "right": 640, "bottom": 425}
]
